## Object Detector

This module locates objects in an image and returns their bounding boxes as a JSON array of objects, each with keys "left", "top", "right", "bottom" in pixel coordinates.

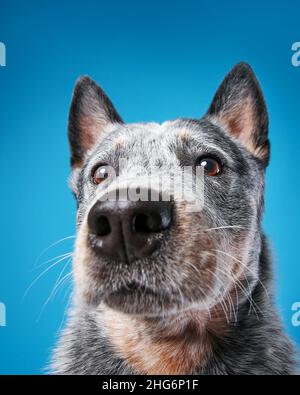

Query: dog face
[{"left": 68, "top": 63, "right": 269, "bottom": 317}]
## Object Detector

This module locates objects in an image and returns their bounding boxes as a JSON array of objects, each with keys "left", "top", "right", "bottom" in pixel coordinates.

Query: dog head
[{"left": 68, "top": 63, "right": 269, "bottom": 317}]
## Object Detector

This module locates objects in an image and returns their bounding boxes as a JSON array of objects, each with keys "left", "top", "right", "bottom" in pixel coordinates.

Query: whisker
[
  {"left": 59, "top": 288, "right": 73, "bottom": 331},
  {"left": 36, "top": 270, "right": 72, "bottom": 322},
  {"left": 205, "top": 268, "right": 236, "bottom": 324},
  {"left": 187, "top": 260, "right": 231, "bottom": 324},
  {"left": 33, "top": 252, "right": 73, "bottom": 271},
  {"left": 49, "top": 258, "right": 72, "bottom": 300},
  {"left": 23, "top": 254, "right": 73, "bottom": 301},
  {"left": 204, "top": 250, "right": 261, "bottom": 316},
  {"left": 187, "top": 259, "right": 239, "bottom": 324},
  {"left": 200, "top": 250, "right": 265, "bottom": 321},
  {"left": 211, "top": 248, "right": 270, "bottom": 299},
  {"left": 34, "top": 235, "right": 75, "bottom": 268},
  {"left": 214, "top": 264, "right": 262, "bottom": 320},
  {"left": 233, "top": 283, "right": 239, "bottom": 322},
  {"left": 199, "top": 225, "right": 249, "bottom": 232}
]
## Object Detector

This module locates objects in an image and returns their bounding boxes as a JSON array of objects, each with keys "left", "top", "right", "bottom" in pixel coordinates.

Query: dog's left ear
[
  {"left": 68, "top": 76, "right": 123, "bottom": 167},
  {"left": 207, "top": 63, "right": 270, "bottom": 165}
]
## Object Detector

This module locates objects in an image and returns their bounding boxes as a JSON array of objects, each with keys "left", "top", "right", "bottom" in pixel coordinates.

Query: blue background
[{"left": 0, "top": 0, "right": 299, "bottom": 374}]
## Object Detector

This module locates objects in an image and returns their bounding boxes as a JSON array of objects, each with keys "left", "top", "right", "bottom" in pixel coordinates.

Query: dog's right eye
[
  {"left": 196, "top": 157, "right": 222, "bottom": 176},
  {"left": 92, "top": 165, "right": 111, "bottom": 185}
]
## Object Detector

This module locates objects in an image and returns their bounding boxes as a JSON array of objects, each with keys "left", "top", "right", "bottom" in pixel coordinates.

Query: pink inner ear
[
  {"left": 218, "top": 98, "right": 258, "bottom": 156},
  {"left": 78, "top": 116, "right": 102, "bottom": 153}
]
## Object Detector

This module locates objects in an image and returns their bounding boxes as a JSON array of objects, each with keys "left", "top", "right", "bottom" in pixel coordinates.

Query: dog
[{"left": 51, "top": 63, "right": 297, "bottom": 375}]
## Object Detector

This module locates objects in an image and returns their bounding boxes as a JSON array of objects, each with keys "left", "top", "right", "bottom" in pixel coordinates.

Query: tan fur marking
[
  {"left": 177, "top": 129, "right": 192, "bottom": 141},
  {"left": 115, "top": 136, "right": 125, "bottom": 148},
  {"left": 101, "top": 306, "right": 227, "bottom": 375},
  {"left": 254, "top": 143, "right": 269, "bottom": 162},
  {"left": 72, "top": 160, "right": 84, "bottom": 169}
]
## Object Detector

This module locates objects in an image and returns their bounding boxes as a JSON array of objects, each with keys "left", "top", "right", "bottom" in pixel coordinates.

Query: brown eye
[
  {"left": 92, "top": 165, "right": 111, "bottom": 185},
  {"left": 198, "top": 157, "right": 221, "bottom": 176}
]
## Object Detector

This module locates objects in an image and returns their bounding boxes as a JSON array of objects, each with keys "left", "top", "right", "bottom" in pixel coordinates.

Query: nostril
[
  {"left": 134, "top": 214, "right": 154, "bottom": 233},
  {"left": 133, "top": 212, "right": 170, "bottom": 233},
  {"left": 94, "top": 215, "right": 111, "bottom": 236}
]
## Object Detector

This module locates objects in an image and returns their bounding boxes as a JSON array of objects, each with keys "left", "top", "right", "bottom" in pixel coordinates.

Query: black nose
[{"left": 87, "top": 199, "right": 172, "bottom": 262}]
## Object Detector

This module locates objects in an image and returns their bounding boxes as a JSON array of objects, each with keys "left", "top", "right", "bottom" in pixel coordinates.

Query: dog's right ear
[
  {"left": 68, "top": 76, "right": 123, "bottom": 167},
  {"left": 206, "top": 63, "right": 270, "bottom": 165}
]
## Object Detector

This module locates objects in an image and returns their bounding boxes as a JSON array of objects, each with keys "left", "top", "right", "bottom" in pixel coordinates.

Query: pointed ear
[
  {"left": 207, "top": 63, "right": 270, "bottom": 165},
  {"left": 68, "top": 76, "right": 123, "bottom": 167}
]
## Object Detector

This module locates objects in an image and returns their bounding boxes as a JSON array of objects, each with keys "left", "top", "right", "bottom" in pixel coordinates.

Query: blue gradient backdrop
[{"left": 0, "top": 0, "right": 299, "bottom": 374}]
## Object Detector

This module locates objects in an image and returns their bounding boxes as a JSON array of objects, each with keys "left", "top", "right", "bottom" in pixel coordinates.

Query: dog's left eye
[
  {"left": 92, "top": 164, "right": 111, "bottom": 185},
  {"left": 197, "top": 157, "right": 221, "bottom": 176}
]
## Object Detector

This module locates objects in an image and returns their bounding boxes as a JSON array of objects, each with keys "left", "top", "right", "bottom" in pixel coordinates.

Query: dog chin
[{"left": 101, "top": 286, "right": 181, "bottom": 316}]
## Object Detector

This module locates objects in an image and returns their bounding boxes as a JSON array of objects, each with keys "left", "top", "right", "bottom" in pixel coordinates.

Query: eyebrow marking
[
  {"left": 177, "top": 129, "right": 192, "bottom": 141},
  {"left": 115, "top": 136, "right": 125, "bottom": 148}
]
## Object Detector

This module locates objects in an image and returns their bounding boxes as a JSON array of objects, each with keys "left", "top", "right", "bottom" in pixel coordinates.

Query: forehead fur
[
  {"left": 88, "top": 118, "right": 247, "bottom": 156},
  {"left": 81, "top": 117, "right": 259, "bottom": 179}
]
